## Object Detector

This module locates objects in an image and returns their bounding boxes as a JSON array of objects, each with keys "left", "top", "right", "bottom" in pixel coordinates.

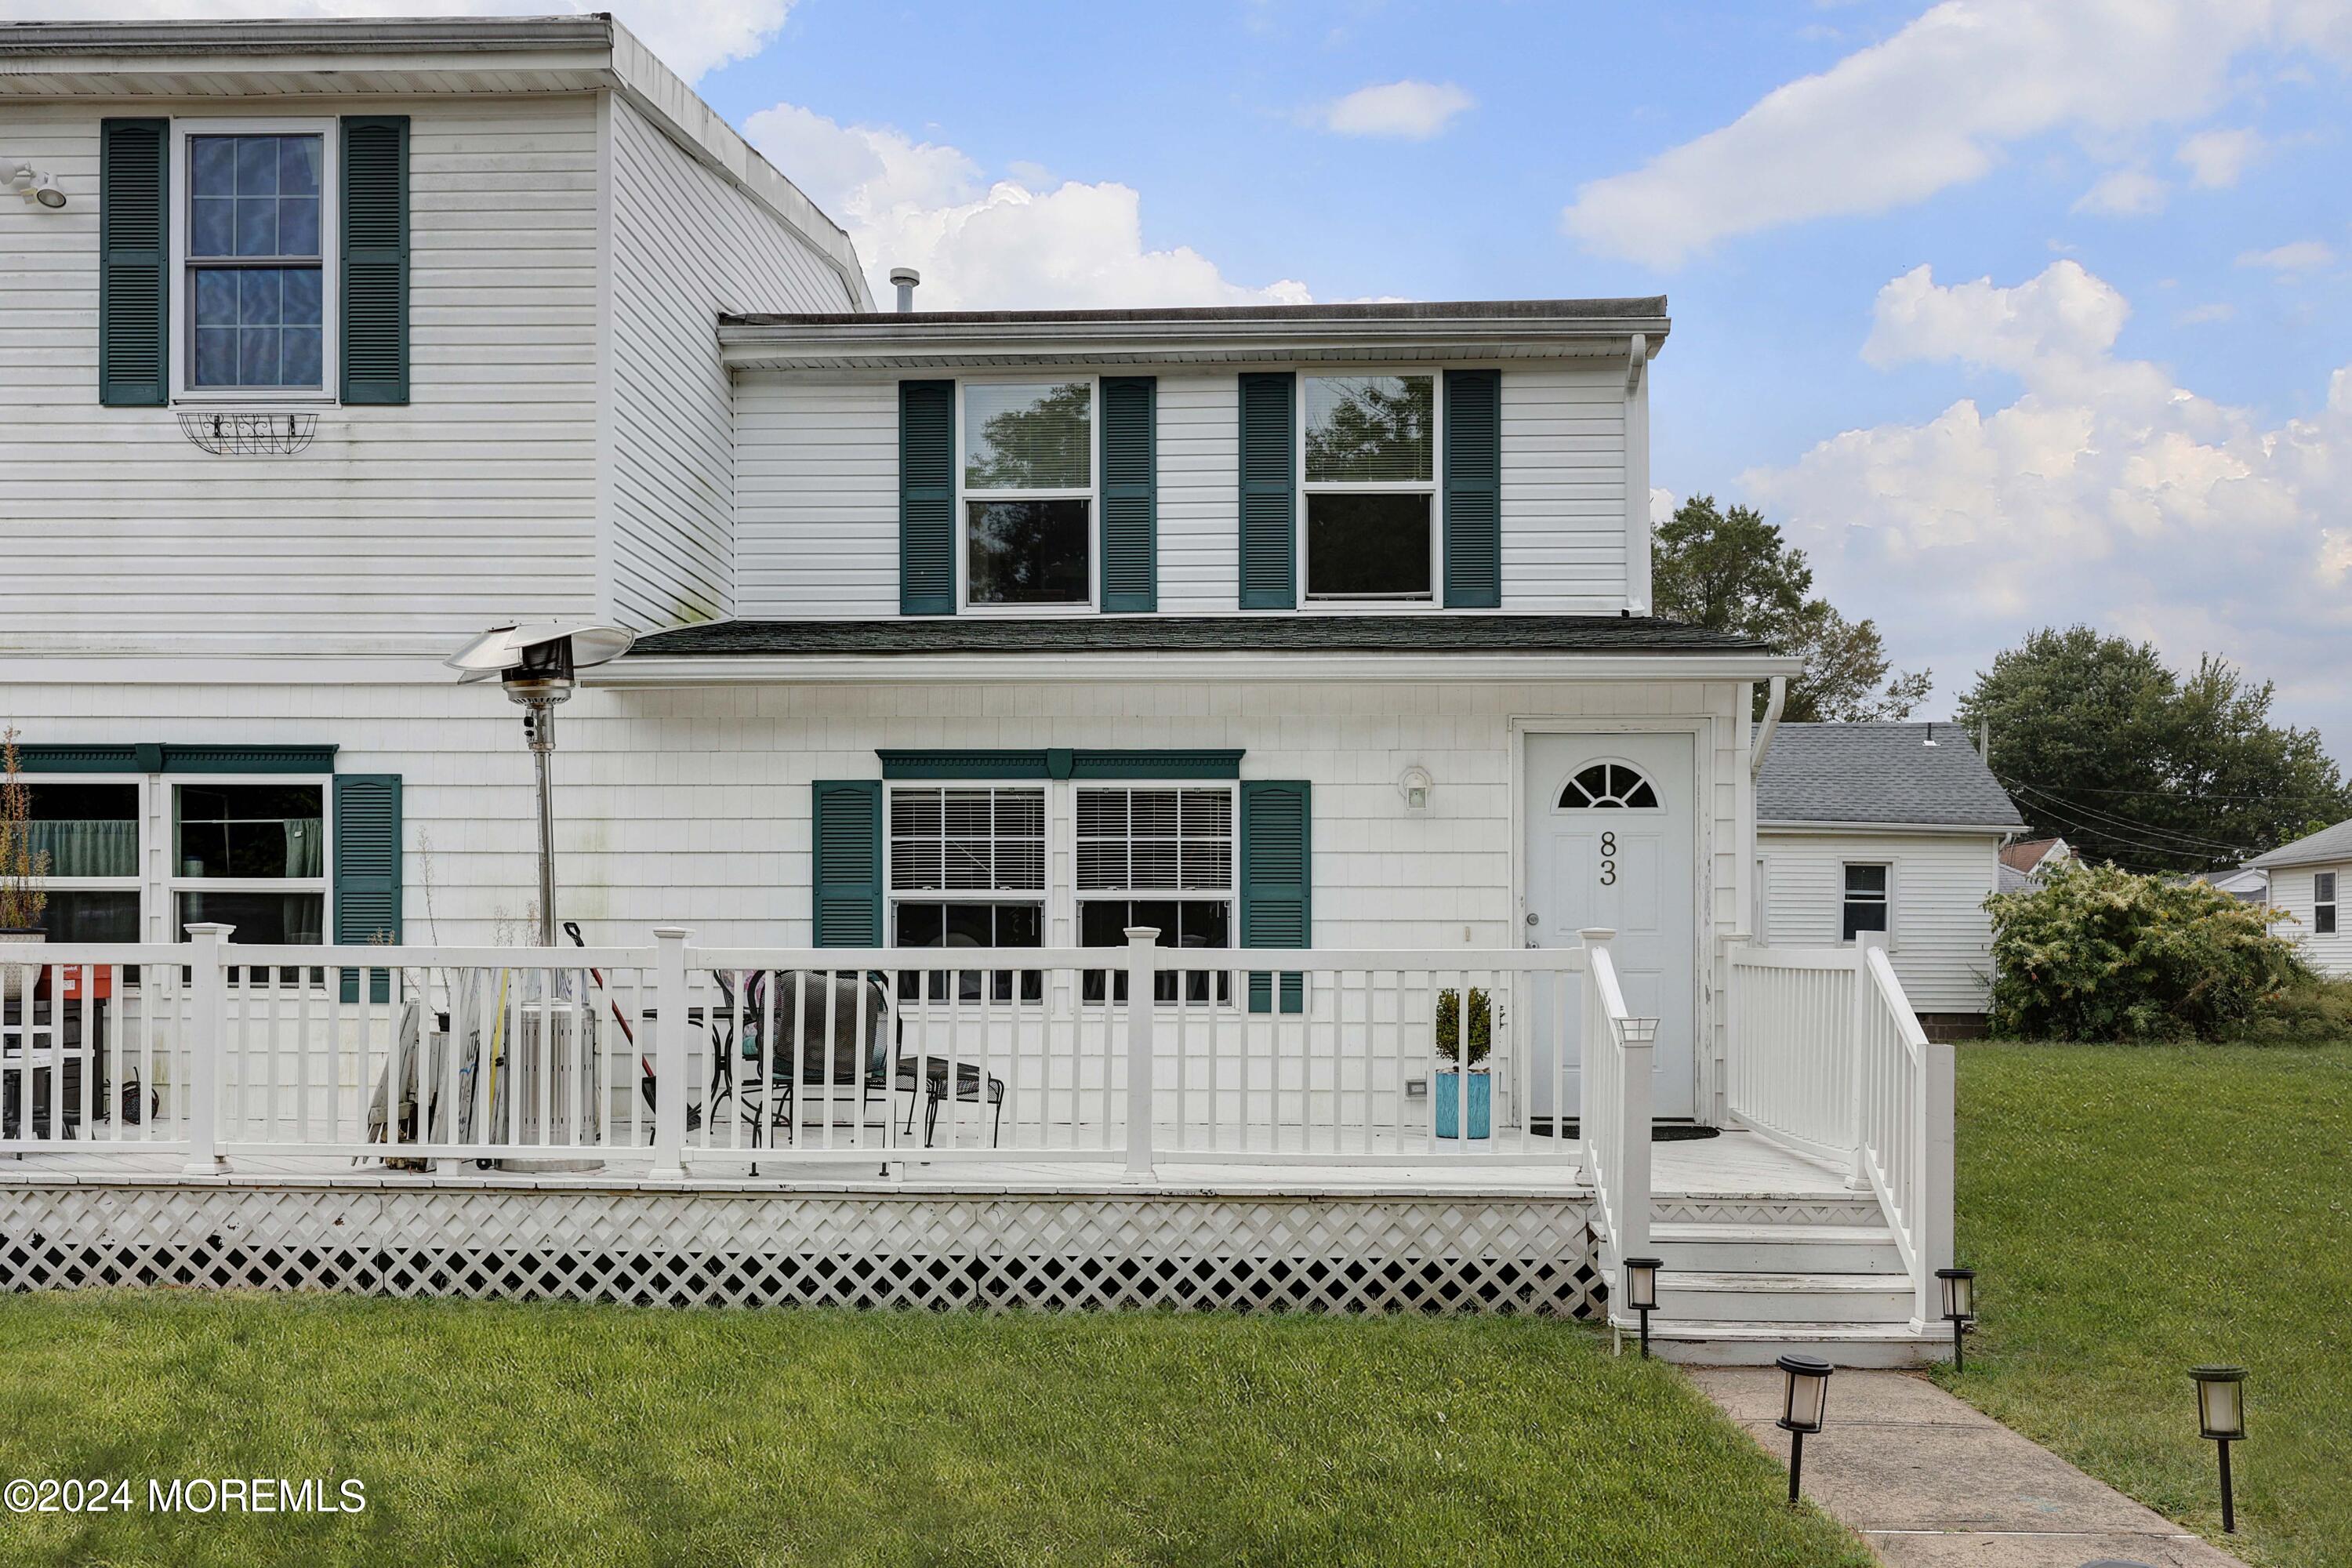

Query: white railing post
[
  {"left": 1846, "top": 931, "right": 1884, "bottom": 1191},
  {"left": 1123, "top": 927, "right": 1158, "bottom": 1178},
  {"left": 181, "top": 922, "right": 232, "bottom": 1175},
  {"left": 1918, "top": 1021, "right": 1957, "bottom": 1326},
  {"left": 650, "top": 927, "right": 690, "bottom": 1181}
]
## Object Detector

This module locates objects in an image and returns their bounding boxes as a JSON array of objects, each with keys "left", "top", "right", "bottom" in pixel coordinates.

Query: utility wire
[
  {"left": 2004, "top": 794, "right": 2245, "bottom": 868},
  {"left": 1999, "top": 778, "right": 2251, "bottom": 855}
]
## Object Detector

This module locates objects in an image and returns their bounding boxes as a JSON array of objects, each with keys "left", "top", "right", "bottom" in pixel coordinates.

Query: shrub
[
  {"left": 1987, "top": 861, "right": 2304, "bottom": 1040},
  {"left": 2228, "top": 974, "right": 2352, "bottom": 1043},
  {"left": 1435, "top": 986, "right": 1491, "bottom": 1065}
]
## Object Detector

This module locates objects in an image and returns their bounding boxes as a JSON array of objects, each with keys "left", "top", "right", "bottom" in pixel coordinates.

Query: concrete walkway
[{"left": 1691, "top": 1367, "right": 2247, "bottom": 1567}]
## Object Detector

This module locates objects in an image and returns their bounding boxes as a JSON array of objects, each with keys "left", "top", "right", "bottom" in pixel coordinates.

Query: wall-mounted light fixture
[
  {"left": 1397, "top": 765, "right": 1433, "bottom": 813},
  {"left": 8, "top": 163, "right": 67, "bottom": 209}
]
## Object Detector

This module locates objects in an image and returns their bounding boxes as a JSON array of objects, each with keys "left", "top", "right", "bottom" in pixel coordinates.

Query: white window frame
[
  {"left": 955, "top": 376, "right": 1100, "bottom": 615},
  {"left": 1842, "top": 860, "right": 1893, "bottom": 946},
  {"left": 1073, "top": 782, "right": 1239, "bottom": 1003},
  {"left": 883, "top": 782, "right": 1050, "bottom": 1007},
  {"left": 166, "top": 775, "right": 333, "bottom": 949},
  {"left": 2316, "top": 869, "right": 2339, "bottom": 937},
  {"left": 168, "top": 117, "right": 340, "bottom": 408},
  {"left": 1298, "top": 366, "right": 1443, "bottom": 609},
  {"left": 22, "top": 773, "right": 149, "bottom": 946}
]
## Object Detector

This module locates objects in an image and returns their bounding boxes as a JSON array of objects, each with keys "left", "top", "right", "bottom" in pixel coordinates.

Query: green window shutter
[
  {"left": 1443, "top": 368, "right": 1502, "bottom": 608},
  {"left": 1240, "top": 779, "right": 1310, "bottom": 1014},
  {"left": 98, "top": 118, "right": 169, "bottom": 408},
  {"left": 332, "top": 774, "right": 402, "bottom": 1003},
  {"left": 1237, "top": 372, "right": 1296, "bottom": 610},
  {"left": 812, "top": 780, "right": 884, "bottom": 946},
  {"left": 340, "top": 115, "right": 410, "bottom": 405},
  {"left": 899, "top": 380, "right": 955, "bottom": 615},
  {"left": 1099, "top": 376, "right": 1157, "bottom": 612}
]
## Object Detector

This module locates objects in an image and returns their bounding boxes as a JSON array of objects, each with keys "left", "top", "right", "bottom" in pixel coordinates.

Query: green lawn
[
  {"left": 0, "top": 1296, "right": 1870, "bottom": 1568},
  {"left": 1949, "top": 1039, "right": 2352, "bottom": 1568}
]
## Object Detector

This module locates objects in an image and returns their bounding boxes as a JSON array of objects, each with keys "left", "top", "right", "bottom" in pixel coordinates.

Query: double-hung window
[
  {"left": 1077, "top": 786, "right": 1235, "bottom": 1004},
  {"left": 1842, "top": 863, "right": 1890, "bottom": 942},
  {"left": 1301, "top": 372, "right": 1437, "bottom": 601},
  {"left": 174, "top": 122, "right": 336, "bottom": 399},
  {"left": 23, "top": 782, "right": 143, "bottom": 942},
  {"left": 172, "top": 783, "right": 327, "bottom": 948},
  {"left": 2316, "top": 871, "right": 2339, "bottom": 937},
  {"left": 961, "top": 380, "right": 1094, "bottom": 608},
  {"left": 887, "top": 786, "right": 1045, "bottom": 1001}
]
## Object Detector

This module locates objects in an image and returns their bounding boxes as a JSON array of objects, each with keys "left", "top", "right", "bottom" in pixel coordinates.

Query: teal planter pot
[{"left": 1435, "top": 1070, "right": 1490, "bottom": 1139}]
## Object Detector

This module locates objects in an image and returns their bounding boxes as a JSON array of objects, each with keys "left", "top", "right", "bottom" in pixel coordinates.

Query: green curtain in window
[
  {"left": 286, "top": 818, "right": 323, "bottom": 878},
  {"left": 27, "top": 820, "right": 137, "bottom": 877}
]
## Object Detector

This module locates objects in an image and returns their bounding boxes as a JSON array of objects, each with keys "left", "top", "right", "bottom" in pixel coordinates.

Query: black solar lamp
[
  {"left": 2190, "top": 1366, "right": 2246, "bottom": 1534},
  {"left": 1621, "top": 1256, "right": 1661, "bottom": 1359},
  {"left": 1775, "top": 1354, "right": 1834, "bottom": 1507},
  {"left": 1935, "top": 1266, "right": 1976, "bottom": 1370}
]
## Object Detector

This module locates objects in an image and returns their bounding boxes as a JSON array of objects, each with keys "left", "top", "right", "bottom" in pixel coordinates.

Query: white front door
[{"left": 1523, "top": 731, "right": 1697, "bottom": 1120}]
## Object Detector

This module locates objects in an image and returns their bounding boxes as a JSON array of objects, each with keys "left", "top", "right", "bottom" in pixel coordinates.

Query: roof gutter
[{"left": 1749, "top": 675, "right": 1786, "bottom": 778}]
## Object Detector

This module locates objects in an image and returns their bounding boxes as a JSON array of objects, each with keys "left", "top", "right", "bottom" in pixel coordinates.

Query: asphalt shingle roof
[
  {"left": 1756, "top": 722, "right": 2025, "bottom": 829},
  {"left": 627, "top": 615, "right": 1775, "bottom": 659},
  {"left": 2247, "top": 817, "right": 2352, "bottom": 869}
]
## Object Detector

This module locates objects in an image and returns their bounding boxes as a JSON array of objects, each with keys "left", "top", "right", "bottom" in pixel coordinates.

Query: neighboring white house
[
  {"left": 2182, "top": 866, "right": 2270, "bottom": 905},
  {"left": 1753, "top": 723, "right": 2024, "bottom": 1033},
  {"left": 2249, "top": 820, "right": 2352, "bottom": 978}
]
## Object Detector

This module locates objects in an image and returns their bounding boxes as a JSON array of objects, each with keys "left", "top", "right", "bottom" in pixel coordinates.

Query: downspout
[{"left": 1749, "top": 676, "right": 1787, "bottom": 778}]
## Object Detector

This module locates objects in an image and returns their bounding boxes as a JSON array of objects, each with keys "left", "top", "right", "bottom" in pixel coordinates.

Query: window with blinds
[
  {"left": 1077, "top": 786, "right": 1234, "bottom": 1004},
  {"left": 887, "top": 786, "right": 1045, "bottom": 1004}
]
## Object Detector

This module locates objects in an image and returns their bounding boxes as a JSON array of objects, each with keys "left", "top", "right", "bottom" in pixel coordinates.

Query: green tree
[
  {"left": 1955, "top": 626, "right": 2352, "bottom": 873},
  {"left": 1651, "top": 495, "right": 1929, "bottom": 721}
]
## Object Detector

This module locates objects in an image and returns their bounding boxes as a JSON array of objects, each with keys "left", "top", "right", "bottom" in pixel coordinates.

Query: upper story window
[
  {"left": 1302, "top": 373, "right": 1436, "bottom": 602},
  {"left": 172, "top": 122, "right": 337, "bottom": 400},
  {"left": 962, "top": 380, "right": 1093, "bottom": 608}
]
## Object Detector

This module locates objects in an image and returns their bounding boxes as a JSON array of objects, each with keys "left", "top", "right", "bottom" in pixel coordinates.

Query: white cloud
[
  {"left": 0, "top": 0, "right": 790, "bottom": 83},
  {"left": 2176, "top": 125, "right": 2265, "bottom": 186},
  {"left": 2072, "top": 165, "right": 2168, "bottom": 216},
  {"left": 1319, "top": 79, "right": 1474, "bottom": 140},
  {"left": 1650, "top": 488, "right": 1679, "bottom": 525},
  {"left": 1742, "top": 261, "right": 2352, "bottom": 748},
  {"left": 745, "top": 103, "right": 1311, "bottom": 310},
  {"left": 1561, "top": 0, "right": 2352, "bottom": 266},
  {"left": 2237, "top": 238, "right": 2337, "bottom": 272},
  {"left": 2177, "top": 301, "right": 2238, "bottom": 325}
]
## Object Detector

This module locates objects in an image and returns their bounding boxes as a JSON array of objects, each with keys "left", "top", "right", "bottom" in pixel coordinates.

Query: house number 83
[{"left": 1599, "top": 831, "right": 1617, "bottom": 887}]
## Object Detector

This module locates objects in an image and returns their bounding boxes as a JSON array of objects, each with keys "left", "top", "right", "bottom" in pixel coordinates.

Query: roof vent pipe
[{"left": 889, "top": 266, "right": 920, "bottom": 314}]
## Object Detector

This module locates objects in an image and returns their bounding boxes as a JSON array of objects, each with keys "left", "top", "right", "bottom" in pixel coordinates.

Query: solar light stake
[
  {"left": 1621, "top": 1256, "right": 1662, "bottom": 1359},
  {"left": 2190, "top": 1366, "right": 2246, "bottom": 1534},
  {"left": 1936, "top": 1266, "right": 1976, "bottom": 1371},
  {"left": 1775, "top": 1354, "right": 1833, "bottom": 1508}
]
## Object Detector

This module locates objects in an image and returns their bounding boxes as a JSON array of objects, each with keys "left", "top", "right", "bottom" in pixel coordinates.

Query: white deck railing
[
  {"left": 1, "top": 926, "right": 1599, "bottom": 1178},
  {"left": 1724, "top": 931, "right": 1954, "bottom": 1329}
]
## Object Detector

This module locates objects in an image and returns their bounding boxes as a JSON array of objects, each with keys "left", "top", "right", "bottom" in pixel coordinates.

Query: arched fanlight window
[{"left": 1559, "top": 761, "right": 1660, "bottom": 810}]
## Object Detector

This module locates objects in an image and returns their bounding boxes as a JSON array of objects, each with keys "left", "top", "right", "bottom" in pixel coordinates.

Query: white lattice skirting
[{"left": 0, "top": 1184, "right": 1603, "bottom": 1316}]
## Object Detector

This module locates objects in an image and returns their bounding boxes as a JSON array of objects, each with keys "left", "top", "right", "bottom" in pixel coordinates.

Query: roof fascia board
[
  {"left": 2247, "top": 847, "right": 2352, "bottom": 870},
  {"left": 593, "top": 651, "right": 1802, "bottom": 688}
]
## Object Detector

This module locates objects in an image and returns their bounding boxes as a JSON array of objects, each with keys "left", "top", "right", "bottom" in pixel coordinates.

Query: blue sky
[{"left": 19, "top": 0, "right": 2352, "bottom": 750}]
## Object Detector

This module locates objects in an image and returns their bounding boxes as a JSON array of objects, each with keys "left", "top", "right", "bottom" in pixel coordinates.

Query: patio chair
[
  {"left": 890, "top": 1054, "right": 1006, "bottom": 1149},
  {"left": 713, "top": 970, "right": 898, "bottom": 1146}
]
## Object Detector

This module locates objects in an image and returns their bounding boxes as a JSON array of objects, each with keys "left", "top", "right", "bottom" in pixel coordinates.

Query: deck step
[
  {"left": 1632, "top": 1318, "right": 1949, "bottom": 1368},
  {"left": 1653, "top": 1270, "right": 1915, "bottom": 1324},
  {"left": 1649, "top": 1221, "right": 1904, "bottom": 1275}
]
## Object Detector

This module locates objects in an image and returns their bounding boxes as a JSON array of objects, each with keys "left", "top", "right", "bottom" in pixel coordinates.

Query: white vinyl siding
[
  {"left": 1155, "top": 375, "right": 1240, "bottom": 612},
  {"left": 604, "top": 95, "right": 858, "bottom": 633},
  {"left": 1757, "top": 829, "right": 2003, "bottom": 1013},
  {"left": 1500, "top": 365, "right": 1630, "bottom": 612},
  {"left": 2270, "top": 862, "right": 2352, "bottom": 978},
  {"left": 732, "top": 377, "right": 900, "bottom": 618},
  {"left": 728, "top": 364, "right": 1642, "bottom": 619},
  {"left": 0, "top": 95, "right": 604, "bottom": 651}
]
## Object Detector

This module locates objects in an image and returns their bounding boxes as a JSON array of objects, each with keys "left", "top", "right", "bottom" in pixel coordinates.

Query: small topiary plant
[
  {"left": 1986, "top": 860, "right": 2303, "bottom": 1041},
  {"left": 1435, "top": 986, "right": 1491, "bottom": 1066}
]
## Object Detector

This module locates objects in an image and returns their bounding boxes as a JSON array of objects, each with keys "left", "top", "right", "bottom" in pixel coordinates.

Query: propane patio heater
[{"left": 445, "top": 622, "right": 634, "bottom": 946}]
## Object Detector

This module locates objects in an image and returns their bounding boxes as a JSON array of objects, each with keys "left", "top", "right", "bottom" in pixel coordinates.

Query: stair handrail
[
  {"left": 1577, "top": 928, "right": 1651, "bottom": 1319},
  {"left": 1850, "top": 935, "right": 1956, "bottom": 1329}
]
